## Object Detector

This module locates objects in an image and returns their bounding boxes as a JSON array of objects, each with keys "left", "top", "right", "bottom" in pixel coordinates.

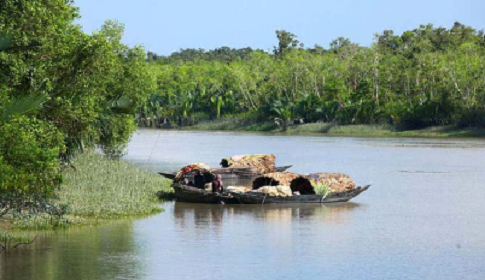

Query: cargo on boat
[
  {"left": 225, "top": 171, "right": 369, "bottom": 204},
  {"left": 220, "top": 154, "right": 276, "bottom": 174},
  {"left": 170, "top": 163, "right": 237, "bottom": 204},
  {"left": 159, "top": 165, "right": 292, "bottom": 180},
  {"left": 167, "top": 162, "right": 370, "bottom": 204},
  {"left": 159, "top": 154, "right": 292, "bottom": 180}
]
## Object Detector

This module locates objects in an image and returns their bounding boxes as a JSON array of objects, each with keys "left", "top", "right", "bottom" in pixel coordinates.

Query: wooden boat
[
  {"left": 173, "top": 184, "right": 239, "bottom": 204},
  {"left": 166, "top": 161, "right": 370, "bottom": 204},
  {"left": 274, "top": 165, "right": 293, "bottom": 172},
  {"left": 158, "top": 172, "right": 176, "bottom": 180},
  {"left": 173, "top": 184, "right": 223, "bottom": 204},
  {"left": 159, "top": 165, "right": 293, "bottom": 180},
  {"left": 227, "top": 185, "right": 370, "bottom": 204}
]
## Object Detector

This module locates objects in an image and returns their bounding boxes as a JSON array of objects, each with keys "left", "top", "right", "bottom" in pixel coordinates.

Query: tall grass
[
  {"left": 13, "top": 153, "right": 172, "bottom": 229},
  {"left": 182, "top": 118, "right": 277, "bottom": 132},
  {"left": 184, "top": 119, "right": 485, "bottom": 138},
  {"left": 60, "top": 153, "right": 171, "bottom": 219},
  {"left": 184, "top": 119, "right": 243, "bottom": 131}
]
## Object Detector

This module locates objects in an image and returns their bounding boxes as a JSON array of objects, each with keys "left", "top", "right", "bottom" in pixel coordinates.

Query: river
[{"left": 2, "top": 129, "right": 485, "bottom": 280}]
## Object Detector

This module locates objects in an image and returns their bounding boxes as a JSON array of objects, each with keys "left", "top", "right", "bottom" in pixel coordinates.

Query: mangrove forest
[{"left": 143, "top": 23, "right": 485, "bottom": 130}]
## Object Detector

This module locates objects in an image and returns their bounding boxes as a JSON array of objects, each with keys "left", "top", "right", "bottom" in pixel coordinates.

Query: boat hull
[
  {"left": 228, "top": 185, "right": 370, "bottom": 204},
  {"left": 173, "top": 184, "right": 223, "bottom": 203}
]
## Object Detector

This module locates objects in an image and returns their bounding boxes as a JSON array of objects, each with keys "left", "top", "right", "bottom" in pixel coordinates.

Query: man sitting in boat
[
  {"left": 220, "top": 159, "right": 229, "bottom": 168},
  {"left": 194, "top": 171, "right": 205, "bottom": 189},
  {"left": 212, "top": 174, "right": 224, "bottom": 193}
]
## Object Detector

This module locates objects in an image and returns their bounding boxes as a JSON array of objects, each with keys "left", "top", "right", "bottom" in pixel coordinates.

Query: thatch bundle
[
  {"left": 211, "top": 167, "right": 258, "bottom": 179},
  {"left": 226, "top": 186, "right": 251, "bottom": 193},
  {"left": 263, "top": 172, "right": 301, "bottom": 186},
  {"left": 257, "top": 172, "right": 356, "bottom": 193},
  {"left": 224, "top": 154, "right": 276, "bottom": 174},
  {"left": 252, "top": 185, "right": 293, "bottom": 197},
  {"left": 308, "top": 173, "right": 356, "bottom": 192}
]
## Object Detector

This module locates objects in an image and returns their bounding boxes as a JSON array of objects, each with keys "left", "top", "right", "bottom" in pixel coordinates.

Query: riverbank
[
  {"left": 178, "top": 119, "right": 485, "bottom": 138},
  {"left": 3, "top": 153, "right": 172, "bottom": 233}
]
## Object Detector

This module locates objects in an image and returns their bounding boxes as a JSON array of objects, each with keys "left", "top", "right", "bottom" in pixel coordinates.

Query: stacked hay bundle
[
  {"left": 263, "top": 172, "right": 301, "bottom": 186},
  {"left": 252, "top": 186, "right": 293, "bottom": 197},
  {"left": 226, "top": 186, "right": 251, "bottom": 193},
  {"left": 259, "top": 172, "right": 356, "bottom": 194},
  {"left": 308, "top": 173, "right": 356, "bottom": 193},
  {"left": 225, "top": 154, "right": 276, "bottom": 174}
]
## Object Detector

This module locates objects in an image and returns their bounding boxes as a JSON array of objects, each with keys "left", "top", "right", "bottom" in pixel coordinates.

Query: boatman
[
  {"left": 194, "top": 171, "right": 205, "bottom": 189},
  {"left": 212, "top": 174, "right": 224, "bottom": 193}
]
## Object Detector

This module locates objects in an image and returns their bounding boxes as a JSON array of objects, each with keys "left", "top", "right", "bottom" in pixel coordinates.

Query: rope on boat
[
  {"left": 262, "top": 193, "right": 267, "bottom": 205},
  {"left": 145, "top": 130, "right": 162, "bottom": 167},
  {"left": 320, "top": 192, "right": 328, "bottom": 203}
]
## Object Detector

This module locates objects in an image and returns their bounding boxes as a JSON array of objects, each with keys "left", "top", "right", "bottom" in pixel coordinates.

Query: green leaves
[
  {"left": 270, "top": 97, "right": 294, "bottom": 122},
  {"left": 0, "top": 1, "right": 160, "bottom": 202},
  {"left": 0, "top": 116, "right": 65, "bottom": 196},
  {"left": 148, "top": 22, "right": 484, "bottom": 127},
  {"left": 0, "top": 32, "right": 12, "bottom": 51},
  {"left": 0, "top": 93, "right": 48, "bottom": 123}
]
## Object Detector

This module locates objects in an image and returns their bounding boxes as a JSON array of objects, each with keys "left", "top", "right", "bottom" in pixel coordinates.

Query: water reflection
[
  {"left": 0, "top": 221, "right": 140, "bottom": 280},
  {"left": 173, "top": 202, "right": 362, "bottom": 229}
]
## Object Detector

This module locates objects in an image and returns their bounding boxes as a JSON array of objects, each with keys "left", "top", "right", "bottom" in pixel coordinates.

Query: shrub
[
  {"left": 0, "top": 116, "right": 65, "bottom": 196},
  {"left": 97, "top": 113, "right": 137, "bottom": 158}
]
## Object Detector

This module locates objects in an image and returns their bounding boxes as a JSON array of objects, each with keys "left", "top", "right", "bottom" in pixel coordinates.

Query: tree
[
  {"left": 144, "top": 24, "right": 485, "bottom": 128},
  {"left": 274, "top": 30, "right": 300, "bottom": 56}
]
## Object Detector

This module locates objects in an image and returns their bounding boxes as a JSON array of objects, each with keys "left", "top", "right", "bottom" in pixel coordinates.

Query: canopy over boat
[{"left": 174, "top": 163, "right": 212, "bottom": 182}]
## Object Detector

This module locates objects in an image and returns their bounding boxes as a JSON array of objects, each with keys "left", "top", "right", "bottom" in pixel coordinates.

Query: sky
[{"left": 75, "top": 0, "right": 485, "bottom": 55}]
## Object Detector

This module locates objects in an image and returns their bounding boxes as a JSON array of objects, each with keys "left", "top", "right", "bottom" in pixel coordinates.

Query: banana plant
[
  {"left": 207, "top": 89, "right": 234, "bottom": 118},
  {"left": 177, "top": 91, "right": 193, "bottom": 119},
  {"left": 295, "top": 91, "right": 323, "bottom": 120},
  {"left": 270, "top": 96, "right": 294, "bottom": 130},
  {"left": 0, "top": 93, "right": 48, "bottom": 124},
  {"left": 210, "top": 94, "right": 223, "bottom": 118}
]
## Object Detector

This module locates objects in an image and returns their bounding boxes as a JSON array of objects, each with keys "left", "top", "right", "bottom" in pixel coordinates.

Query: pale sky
[{"left": 75, "top": 0, "right": 485, "bottom": 55}]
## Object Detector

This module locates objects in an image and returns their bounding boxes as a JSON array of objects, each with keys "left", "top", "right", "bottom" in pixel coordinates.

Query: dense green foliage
[
  {"left": 148, "top": 47, "right": 255, "bottom": 64},
  {"left": 146, "top": 23, "right": 485, "bottom": 129},
  {"left": 0, "top": 1, "right": 155, "bottom": 198},
  {"left": 0, "top": 116, "right": 64, "bottom": 196}
]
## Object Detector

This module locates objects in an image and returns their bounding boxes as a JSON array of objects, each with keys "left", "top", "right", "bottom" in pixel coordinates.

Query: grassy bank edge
[
  {"left": 2, "top": 153, "right": 172, "bottom": 236},
  {"left": 178, "top": 120, "right": 485, "bottom": 138}
]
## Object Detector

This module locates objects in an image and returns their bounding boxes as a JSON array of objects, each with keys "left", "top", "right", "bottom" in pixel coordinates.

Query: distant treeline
[{"left": 143, "top": 23, "right": 485, "bottom": 128}]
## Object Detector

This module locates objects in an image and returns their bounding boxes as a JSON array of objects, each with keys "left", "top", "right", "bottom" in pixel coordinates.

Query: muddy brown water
[{"left": 2, "top": 129, "right": 485, "bottom": 280}]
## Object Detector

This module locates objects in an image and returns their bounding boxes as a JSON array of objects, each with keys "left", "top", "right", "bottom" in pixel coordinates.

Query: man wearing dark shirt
[{"left": 194, "top": 171, "right": 205, "bottom": 189}]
